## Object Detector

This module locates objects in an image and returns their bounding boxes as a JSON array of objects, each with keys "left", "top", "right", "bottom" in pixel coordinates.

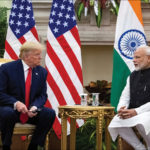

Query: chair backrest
[
  {"left": 0, "top": 58, "right": 14, "bottom": 65},
  {"left": 0, "top": 58, "right": 14, "bottom": 66}
]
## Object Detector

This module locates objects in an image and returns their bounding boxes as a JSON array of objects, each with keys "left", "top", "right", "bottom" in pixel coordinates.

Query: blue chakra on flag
[{"left": 118, "top": 29, "right": 147, "bottom": 59}]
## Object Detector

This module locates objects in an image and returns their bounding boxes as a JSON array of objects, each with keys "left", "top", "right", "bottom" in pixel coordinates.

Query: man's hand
[
  {"left": 118, "top": 106, "right": 126, "bottom": 117},
  {"left": 28, "top": 106, "right": 38, "bottom": 118},
  {"left": 16, "top": 102, "right": 38, "bottom": 117},
  {"left": 118, "top": 106, "right": 137, "bottom": 119},
  {"left": 16, "top": 101, "right": 28, "bottom": 114}
]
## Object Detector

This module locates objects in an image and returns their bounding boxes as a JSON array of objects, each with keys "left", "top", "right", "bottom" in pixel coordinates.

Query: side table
[{"left": 58, "top": 105, "right": 115, "bottom": 150}]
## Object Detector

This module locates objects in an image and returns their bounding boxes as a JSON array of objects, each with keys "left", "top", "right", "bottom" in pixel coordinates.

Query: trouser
[
  {"left": 0, "top": 106, "right": 56, "bottom": 148},
  {"left": 117, "top": 125, "right": 150, "bottom": 150}
]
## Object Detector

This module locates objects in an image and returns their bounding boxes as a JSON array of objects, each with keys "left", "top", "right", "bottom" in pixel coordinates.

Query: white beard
[{"left": 135, "top": 66, "right": 141, "bottom": 71}]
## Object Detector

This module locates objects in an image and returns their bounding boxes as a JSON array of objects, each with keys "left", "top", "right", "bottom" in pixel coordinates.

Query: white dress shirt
[{"left": 22, "top": 60, "right": 31, "bottom": 81}]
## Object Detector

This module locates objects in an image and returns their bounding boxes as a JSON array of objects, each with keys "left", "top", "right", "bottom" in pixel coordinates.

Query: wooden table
[{"left": 58, "top": 105, "right": 115, "bottom": 150}]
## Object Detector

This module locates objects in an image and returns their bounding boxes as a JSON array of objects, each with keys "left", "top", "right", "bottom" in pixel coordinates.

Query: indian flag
[{"left": 111, "top": 0, "right": 147, "bottom": 110}]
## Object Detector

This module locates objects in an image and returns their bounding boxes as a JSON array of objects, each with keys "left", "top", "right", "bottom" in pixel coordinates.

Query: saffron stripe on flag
[{"left": 128, "top": 0, "right": 143, "bottom": 25}]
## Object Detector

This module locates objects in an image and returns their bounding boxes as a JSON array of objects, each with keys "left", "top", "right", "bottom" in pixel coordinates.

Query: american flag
[
  {"left": 45, "top": 0, "right": 83, "bottom": 138},
  {"left": 4, "top": 0, "right": 39, "bottom": 60}
]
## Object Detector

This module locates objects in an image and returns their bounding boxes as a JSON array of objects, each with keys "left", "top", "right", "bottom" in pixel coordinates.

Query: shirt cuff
[
  {"left": 14, "top": 102, "right": 17, "bottom": 110},
  {"left": 135, "top": 108, "right": 140, "bottom": 115},
  {"left": 30, "top": 106, "right": 37, "bottom": 110}
]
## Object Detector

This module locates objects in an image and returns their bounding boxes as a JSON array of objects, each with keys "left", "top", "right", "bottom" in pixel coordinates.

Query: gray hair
[{"left": 136, "top": 45, "right": 150, "bottom": 56}]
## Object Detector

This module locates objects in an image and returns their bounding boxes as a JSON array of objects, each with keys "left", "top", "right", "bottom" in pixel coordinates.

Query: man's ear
[{"left": 147, "top": 55, "right": 150, "bottom": 63}]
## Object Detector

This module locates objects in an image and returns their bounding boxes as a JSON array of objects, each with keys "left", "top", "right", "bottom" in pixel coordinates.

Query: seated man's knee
[
  {"left": 46, "top": 108, "right": 56, "bottom": 121},
  {"left": 0, "top": 106, "right": 17, "bottom": 121},
  {"left": 50, "top": 109, "right": 56, "bottom": 120},
  {"left": 41, "top": 107, "right": 56, "bottom": 121}
]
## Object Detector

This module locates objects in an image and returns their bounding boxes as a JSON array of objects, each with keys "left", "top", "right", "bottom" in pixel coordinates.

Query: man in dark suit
[{"left": 0, "top": 41, "right": 56, "bottom": 150}]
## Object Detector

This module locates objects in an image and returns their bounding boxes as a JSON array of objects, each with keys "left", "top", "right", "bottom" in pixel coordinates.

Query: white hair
[{"left": 136, "top": 45, "right": 150, "bottom": 56}]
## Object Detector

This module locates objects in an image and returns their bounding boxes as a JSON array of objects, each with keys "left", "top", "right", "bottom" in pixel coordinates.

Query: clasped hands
[
  {"left": 16, "top": 101, "right": 38, "bottom": 118},
  {"left": 118, "top": 106, "right": 137, "bottom": 119}
]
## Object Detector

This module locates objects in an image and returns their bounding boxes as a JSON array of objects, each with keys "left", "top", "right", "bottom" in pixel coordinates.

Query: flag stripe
[
  {"left": 46, "top": 67, "right": 67, "bottom": 106},
  {"left": 114, "top": 1, "right": 145, "bottom": 72},
  {"left": 70, "top": 26, "right": 81, "bottom": 48},
  {"left": 4, "top": 0, "right": 39, "bottom": 60},
  {"left": 46, "top": 0, "right": 83, "bottom": 138},
  {"left": 111, "top": 49, "right": 131, "bottom": 108},
  {"left": 111, "top": 0, "right": 146, "bottom": 110},
  {"left": 46, "top": 85, "right": 71, "bottom": 138},
  {"left": 63, "top": 30, "right": 82, "bottom": 66},
  {"left": 128, "top": 0, "right": 143, "bottom": 25},
  {"left": 30, "top": 26, "right": 39, "bottom": 41},
  {"left": 57, "top": 35, "right": 83, "bottom": 84},
  {"left": 47, "top": 41, "right": 81, "bottom": 104},
  {"left": 3, "top": 52, "right": 10, "bottom": 59},
  {"left": 46, "top": 45, "right": 81, "bottom": 133},
  {"left": 5, "top": 27, "right": 22, "bottom": 57},
  {"left": 23, "top": 30, "right": 38, "bottom": 42},
  {"left": 46, "top": 54, "right": 80, "bottom": 134},
  {"left": 5, "top": 40, "right": 18, "bottom": 60},
  {"left": 47, "top": 28, "right": 83, "bottom": 94},
  {"left": 19, "top": 36, "right": 26, "bottom": 44},
  {"left": 45, "top": 54, "right": 77, "bottom": 106}
]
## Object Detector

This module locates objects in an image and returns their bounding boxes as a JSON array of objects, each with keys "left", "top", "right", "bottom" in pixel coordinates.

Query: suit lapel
[
  {"left": 30, "top": 67, "right": 39, "bottom": 101},
  {"left": 17, "top": 60, "right": 25, "bottom": 100}
]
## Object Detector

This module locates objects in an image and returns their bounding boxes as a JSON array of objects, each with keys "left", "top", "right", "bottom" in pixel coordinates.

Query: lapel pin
[{"left": 35, "top": 73, "right": 38, "bottom": 75}]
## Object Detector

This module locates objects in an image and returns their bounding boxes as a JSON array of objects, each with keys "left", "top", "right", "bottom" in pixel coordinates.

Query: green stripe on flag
[{"left": 111, "top": 48, "right": 131, "bottom": 111}]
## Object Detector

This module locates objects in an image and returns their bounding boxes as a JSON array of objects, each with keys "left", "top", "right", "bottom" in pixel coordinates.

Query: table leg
[
  {"left": 96, "top": 110, "right": 104, "bottom": 150},
  {"left": 105, "top": 117, "right": 111, "bottom": 150},
  {"left": 61, "top": 117, "right": 67, "bottom": 150},
  {"left": 70, "top": 118, "right": 76, "bottom": 150}
]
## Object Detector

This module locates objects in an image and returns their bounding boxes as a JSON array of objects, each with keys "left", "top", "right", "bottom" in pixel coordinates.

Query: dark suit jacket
[{"left": 0, "top": 59, "right": 48, "bottom": 109}]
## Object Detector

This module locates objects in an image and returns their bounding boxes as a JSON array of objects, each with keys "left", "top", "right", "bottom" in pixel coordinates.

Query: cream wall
[{"left": 81, "top": 45, "right": 113, "bottom": 86}]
